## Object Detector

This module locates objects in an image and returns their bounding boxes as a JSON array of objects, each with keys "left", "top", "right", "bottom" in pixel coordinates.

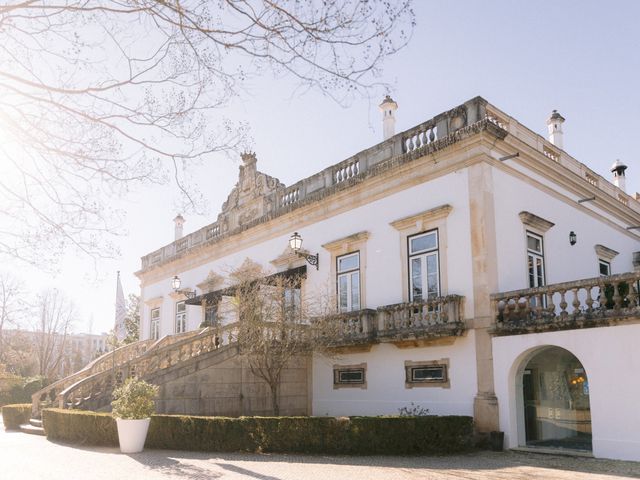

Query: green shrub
[
  {"left": 2, "top": 404, "right": 32, "bottom": 429},
  {"left": 43, "top": 409, "right": 118, "bottom": 446},
  {"left": 111, "top": 378, "right": 159, "bottom": 419},
  {"left": 42, "top": 409, "right": 474, "bottom": 454},
  {"left": 0, "top": 376, "right": 45, "bottom": 407}
]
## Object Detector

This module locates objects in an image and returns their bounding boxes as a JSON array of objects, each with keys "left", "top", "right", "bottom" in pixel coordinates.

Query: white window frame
[
  {"left": 598, "top": 259, "right": 611, "bottom": 277},
  {"left": 526, "top": 231, "right": 546, "bottom": 289},
  {"left": 408, "top": 230, "right": 440, "bottom": 302},
  {"left": 175, "top": 301, "right": 187, "bottom": 334},
  {"left": 337, "top": 251, "right": 360, "bottom": 312},
  {"left": 150, "top": 307, "right": 160, "bottom": 340}
]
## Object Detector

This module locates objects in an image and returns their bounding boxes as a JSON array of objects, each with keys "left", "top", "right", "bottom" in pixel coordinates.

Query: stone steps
[{"left": 19, "top": 420, "right": 45, "bottom": 436}]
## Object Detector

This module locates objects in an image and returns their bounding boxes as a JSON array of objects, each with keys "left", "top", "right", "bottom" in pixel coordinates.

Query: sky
[{"left": 11, "top": 0, "right": 640, "bottom": 334}]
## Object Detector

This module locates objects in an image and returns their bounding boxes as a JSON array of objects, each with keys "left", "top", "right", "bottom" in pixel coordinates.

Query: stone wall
[{"left": 153, "top": 347, "right": 311, "bottom": 416}]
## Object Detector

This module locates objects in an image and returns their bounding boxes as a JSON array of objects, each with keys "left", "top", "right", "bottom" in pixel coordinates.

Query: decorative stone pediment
[
  {"left": 594, "top": 244, "right": 619, "bottom": 262},
  {"left": 197, "top": 271, "right": 224, "bottom": 293},
  {"left": 218, "top": 152, "right": 285, "bottom": 232},
  {"left": 270, "top": 246, "right": 306, "bottom": 271},
  {"left": 519, "top": 211, "right": 555, "bottom": 233}
]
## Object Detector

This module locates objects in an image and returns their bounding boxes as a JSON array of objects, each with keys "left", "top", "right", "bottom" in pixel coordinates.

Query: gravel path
[{"left": 1, "top": 420, "right": 639, "bottom": 479}]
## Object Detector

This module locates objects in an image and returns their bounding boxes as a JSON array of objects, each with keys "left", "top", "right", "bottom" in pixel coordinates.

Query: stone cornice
[
  {"left": 390, "top": 205, "right": 453, "bottom": 231},
  {"left": 518, "top": 211, "right": 555, "bottom": 233},
  {"left": 322, "top": 231, "right": 370, "bottom": 252},
  {"left": 595, "top": 244, "right": 619, "bottom": 261}
]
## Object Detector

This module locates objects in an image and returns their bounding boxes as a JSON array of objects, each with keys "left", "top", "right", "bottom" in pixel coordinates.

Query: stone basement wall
[{"left": 151, "top": 348, "right": 311, "bottom": 416}]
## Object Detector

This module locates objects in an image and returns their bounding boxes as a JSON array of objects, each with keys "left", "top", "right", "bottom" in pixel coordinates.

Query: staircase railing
[
  {"left": 31, "top": 338, "right": 155, "bottom": 417},
  {"left": 58, "top": 324, "right": 238, "bottom": 411}
]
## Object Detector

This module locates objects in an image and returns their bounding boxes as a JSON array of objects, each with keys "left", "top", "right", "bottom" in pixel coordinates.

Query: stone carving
[{"left": 217, "top": 152, "right": 285, "bottom": 231}]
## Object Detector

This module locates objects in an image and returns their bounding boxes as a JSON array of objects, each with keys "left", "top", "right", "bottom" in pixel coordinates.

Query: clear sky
[{"left": 14, "top": 0, "right": 640, "bottom": 334}]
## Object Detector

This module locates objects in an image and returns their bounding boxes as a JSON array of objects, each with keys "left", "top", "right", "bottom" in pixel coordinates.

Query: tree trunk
[{"left": 270, "top": 383, "right": 280, "bottom": 416}]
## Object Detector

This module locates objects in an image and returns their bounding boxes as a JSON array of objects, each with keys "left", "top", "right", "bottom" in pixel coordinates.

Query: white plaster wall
[
  {"left": 493, "top": 324, "right": 640, "bottom": 462},
  {"left": 139, "top": 168, "right": 475, "bottom": 339},
  {"left": 313, "top": 332, "right": 477, "bottom": 417},
  {"left": 491, "top": 166, "right": 639, "bottom": 293}
]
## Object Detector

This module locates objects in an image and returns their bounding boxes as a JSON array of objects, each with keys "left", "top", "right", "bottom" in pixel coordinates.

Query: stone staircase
[
  {"left": 19, "top": 418, "right": 45, "bottom": 436},
  {"left": 31, "top": 324, "right": 238, "bottom": 417}
]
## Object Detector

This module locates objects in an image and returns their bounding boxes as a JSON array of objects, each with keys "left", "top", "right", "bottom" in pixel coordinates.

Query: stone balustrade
[
  {"left": 31, "top": 338, "right": 155, "bottom": 417},
  {"left": 492, "top": 272, "right": 640, "bottom": 335},
  {"left": 58, "top": 325, "right": 238, "bottom": 411},
  {"left": 319, "top": 295, "right": 465, "bottom": 346}
]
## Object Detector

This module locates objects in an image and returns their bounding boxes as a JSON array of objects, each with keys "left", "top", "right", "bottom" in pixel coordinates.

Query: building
[
  {"left": 4, "top": 329, "right": 110, "bottom": 379},
  {"left": 38, "top": 96, "right": 640, "bottom": 461}
]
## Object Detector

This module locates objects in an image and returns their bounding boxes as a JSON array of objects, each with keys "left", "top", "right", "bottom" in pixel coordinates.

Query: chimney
[
  {"left": 379, "top": 95, "right": 398, "bottom": 141},
  {"left": 610, "top": 159, "right": 627, "bottom": 192},
  {"left": 546, "top": 109, "right": 565, "bottom": 149},
  {"left": 173, "top": 214, "right": 185, "bottom": 240}
]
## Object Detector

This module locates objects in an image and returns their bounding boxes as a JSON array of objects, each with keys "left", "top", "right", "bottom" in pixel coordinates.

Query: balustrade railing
[
  {"left": 492, "top": 272, "right": 640, "bottom": 335},
  {"left": 58, "top": 324, "right": 238, "bottom": 411},
  {"left": 402, "top": 121, "right": 437, "bottom": 153},
  {"left": 31, "top": 339, "right": 155, "bottom": 416},
  {"left": 377, "top": 295, "right": 465, "bottom": 337}
]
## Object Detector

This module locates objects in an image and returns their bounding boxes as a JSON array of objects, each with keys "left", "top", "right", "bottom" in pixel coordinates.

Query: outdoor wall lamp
[
  {"left": 171, "top": 275, "right": 197, "bottom": 298},
  {"left": 569, "top": 231, "right": 577, "bottom": 246},
  {"left": 288, "top": 232, "right": 319, "bottom": 270}
]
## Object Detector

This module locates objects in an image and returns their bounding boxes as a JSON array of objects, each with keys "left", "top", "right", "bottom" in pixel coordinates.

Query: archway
[{"left": 519, "top": 346, "right": 592, "bottom": 451}]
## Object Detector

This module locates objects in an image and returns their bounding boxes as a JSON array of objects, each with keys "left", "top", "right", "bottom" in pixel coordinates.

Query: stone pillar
[{"left": 468, "top": 161, "right": 500, "bottom": 433}]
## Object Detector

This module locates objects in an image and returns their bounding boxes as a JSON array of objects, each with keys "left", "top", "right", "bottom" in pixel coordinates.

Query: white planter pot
[{"left": 116, "top": 418, "right": 151, "bottom": 453}]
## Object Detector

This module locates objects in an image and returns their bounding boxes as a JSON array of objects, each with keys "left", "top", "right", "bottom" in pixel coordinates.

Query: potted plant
[{"left": 111, "top": 377, "right": 159, "bottom": 453}]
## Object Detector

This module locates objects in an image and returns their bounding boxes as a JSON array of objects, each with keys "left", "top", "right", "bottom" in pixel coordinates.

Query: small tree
[
  {"left": 123, "top": 294, "right": 140, "bottom": 345},
  {"left": 230, "top": 260, "right": 335, "bottom": 415}
]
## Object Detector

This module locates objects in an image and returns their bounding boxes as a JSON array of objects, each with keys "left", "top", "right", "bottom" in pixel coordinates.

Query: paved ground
[{"left": 1, "top": 420, "right": 639, "bottom": 480}]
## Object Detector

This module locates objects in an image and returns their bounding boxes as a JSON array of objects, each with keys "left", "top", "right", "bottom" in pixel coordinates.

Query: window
[
  {"left": 527, "top": 231, "right": 545, "bottom": 288},
  {"left": 408, "top": 230, "right": 439, "bottom": 302},
  {"left": 599, "top": 260, "right": 611, "bottom": 277},
  {"left": 151, "top": 308, "right": 160, "bottom": 340},
  {"left": 333, "top": 363, "right": 367, "bottom": 389},
  {"left": 175, "top": 301, "right": 186, "bottom": 334},
  {"left": 284, "top": 287, "right": 301, "bottom": 318},
  {"left": 405, "top": 359, "right": 450, "bottom": 388},
  {"left": 204, "top": 304, "right": 217, "bottom": 327},
  {"left": 337, "top": 252, "right": 360, "bottom": 312}
]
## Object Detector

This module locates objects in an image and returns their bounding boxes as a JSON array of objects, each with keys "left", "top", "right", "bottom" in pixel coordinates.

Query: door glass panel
[
  {"left": 426, "top": 254, "right": 439, "bottom": 299},
  {"left": 338, "top": 275, "right": 349, "bottom": 312},
  {"left": 351, "top": 272, "right": 360, "bottom": 310},
  {"left": 338, "top": 253, "right": 359, "bottom": 272},
  {"left": 411, "top": 257, "right": 422, "bottom": 301}
]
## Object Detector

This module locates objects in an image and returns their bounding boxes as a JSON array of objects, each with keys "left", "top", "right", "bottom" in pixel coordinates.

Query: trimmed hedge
[
  {"left": 43, "top": 409, "right": 118, "bottom": 446},
  {"left": 2, "top": 404, "right": 32, "bottom": 430},
  {"left": 42, "top": 409, "right": 473, "bottom": 454}
]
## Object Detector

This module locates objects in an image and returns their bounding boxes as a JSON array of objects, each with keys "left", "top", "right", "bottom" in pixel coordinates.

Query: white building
[{"left": 129, "top": 96, "right": 639, "bottom": 460}]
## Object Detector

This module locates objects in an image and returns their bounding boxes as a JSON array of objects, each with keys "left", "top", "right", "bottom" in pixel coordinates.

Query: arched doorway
[{"left": 520, "top": 346, "right": 592, "bottom": 451}]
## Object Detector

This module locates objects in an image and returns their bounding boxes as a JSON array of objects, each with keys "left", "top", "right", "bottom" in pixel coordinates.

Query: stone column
[{"left": 467, "top": 161, "right": 500, "bottom": 433}]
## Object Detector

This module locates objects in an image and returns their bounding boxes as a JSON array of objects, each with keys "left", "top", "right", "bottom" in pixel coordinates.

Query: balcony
[
  {"left": 491, "top": 272, "right": 640, "bottom": 335},
  {"left": 319, "top": 295, "right": 465, "bottom": 348}
]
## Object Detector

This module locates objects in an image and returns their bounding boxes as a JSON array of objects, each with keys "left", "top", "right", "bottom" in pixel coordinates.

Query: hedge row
[
  {"left": 43, "top": 409, "right": 117, "bottom": 446},
  {"left": 42, "top": 409, "right": 474, "bottom": 454},
  {"left": 2, "top": 404, "right": 32, "bottom": 430}
]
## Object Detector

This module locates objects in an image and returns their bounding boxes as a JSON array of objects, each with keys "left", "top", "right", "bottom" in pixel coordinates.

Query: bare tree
[
  {"left": 230, "top": 260, "right": 336, "bottom": 415},
  {"left": 0, "top": 273, "right": 26, "bottom": 369},
  {"left": 0, "top": 1, "right": 414, "bottom": 268},
  {"left": 123, "top": 293, "right": 141, "bottom": 345},
  {"left": 32, "top": 289, "right": 77, "bottom": 381}
]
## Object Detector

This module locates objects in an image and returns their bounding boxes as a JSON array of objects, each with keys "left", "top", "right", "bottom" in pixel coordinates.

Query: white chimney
[
  {"left": 173, "top": 214, "right": 185, "bottom": 240},
  {"left": 546, "top": 110, "right": 565, "bottom": 149},
  {"left": 611, "top": 159, "right": 627, "bottom": 192},
  {"left": 379, "top": 95, "right": 398, "bottom": 141}
]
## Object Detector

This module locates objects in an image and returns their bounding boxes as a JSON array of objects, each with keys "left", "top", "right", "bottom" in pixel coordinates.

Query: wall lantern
[
  {"left": 172, "top": 275, "right": 196, "bottom": 298},
  {"left": 288, "top": 232, "right": 319, "bottom": 270},
  {"left": 569, "top": 231, "right": 577, "bottom": 246}
]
